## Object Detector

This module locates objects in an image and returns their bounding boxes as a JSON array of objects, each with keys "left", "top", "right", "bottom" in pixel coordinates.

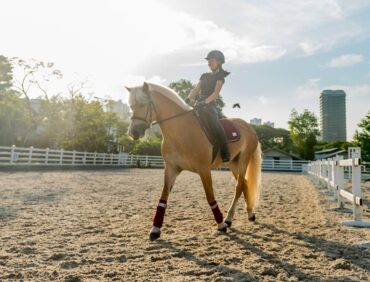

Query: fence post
[
  {"left": 59, "top": 149, "right": 64, "bottom": 165},
  {"left": 327, "top": 158, "right": 334, "bottom": 192},
  {"left": 336, "top": 155, "right": 344, "bottom": 208},
  {"left": 10, "top": 145, "right": 16, "bottom": 164},
  {"left": 72, "top": 150, "right": 76, "bottom": 165},
  {"left": 28, "top": 146, "right": 33, "bottom": 164},
  {"left": 83, "top": 151, "right": 87, "bottom": 165},
  {"left": 332, "top": 156, "right": 338, "bottom": 201},
  {"left": 110, "top": 153, "right": 113, "bottom": 165},
  {"left": 45, "top": 147, "right": 49, "bottom": 164},
  {"left": 93, "top": 152, "right": 97, "bottom": 165},
  {"left": 351, "top": 150, "right": 362, "bottom": 222},
  {"left": 102, "top": 153, "right": 105, "bottom": 165}
]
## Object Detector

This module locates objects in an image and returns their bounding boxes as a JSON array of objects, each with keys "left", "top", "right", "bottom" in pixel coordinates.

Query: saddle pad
[
  {"left": 220, "top": 119, "right": 241, "bottom": 143},
  {"left": 197, "top": 116, "right": 241, "bottom": 145}
]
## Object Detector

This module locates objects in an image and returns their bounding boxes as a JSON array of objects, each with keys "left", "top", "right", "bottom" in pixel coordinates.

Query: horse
[{"left": 126, "top": 82, "right": 261, "bottom": 241}]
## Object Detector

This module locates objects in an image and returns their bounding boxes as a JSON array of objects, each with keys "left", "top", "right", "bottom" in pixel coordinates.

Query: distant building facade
[
  {"left": 107, "top": 100, "right": 131, "bottom": 120},
  {"left": 250, "top": 118, "right": 262, "bottom": 126},
  {"left": 320, "top": 90, "right": 347, "bottom": 141}
]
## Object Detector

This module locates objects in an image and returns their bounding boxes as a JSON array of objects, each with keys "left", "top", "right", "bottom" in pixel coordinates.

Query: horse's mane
[{"left": 148, "top": 82, "right": 191, "bottom": 111}]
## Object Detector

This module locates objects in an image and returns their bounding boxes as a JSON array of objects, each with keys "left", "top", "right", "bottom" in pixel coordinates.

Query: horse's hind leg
[
  {"left": 199, "top": 169, "right": 228, "bottom": 232},
  {"left": 149, "top": 165, "right": 180, "bottom": 241},
  {"left": 224, "top": 161, "right": 242, "bottom": 227}
]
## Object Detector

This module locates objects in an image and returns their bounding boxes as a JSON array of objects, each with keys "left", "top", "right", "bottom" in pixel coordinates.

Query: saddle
[{"left": 193, "top": 110, "right": 240, "bottom": 162}]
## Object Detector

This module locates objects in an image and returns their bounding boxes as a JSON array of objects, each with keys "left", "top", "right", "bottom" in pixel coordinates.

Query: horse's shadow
[
  {"left": 228, "top": 223, "right": 369, "bottom": 279},
  {"left": 156, "top": 222, "right": 368, "bottom": 282},
  {"left": 156, "top": 239, "right": 257, "bottom": 281}
]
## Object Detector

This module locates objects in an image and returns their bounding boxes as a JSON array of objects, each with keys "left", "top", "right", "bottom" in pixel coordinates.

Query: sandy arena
[{"left": 0, "top": 169, "right": 369, "bottom": 281}]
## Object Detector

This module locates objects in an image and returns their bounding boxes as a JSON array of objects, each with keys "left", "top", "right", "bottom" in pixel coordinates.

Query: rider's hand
[{"left": 196, "top": 100, "right": 206, "bottom": 107}]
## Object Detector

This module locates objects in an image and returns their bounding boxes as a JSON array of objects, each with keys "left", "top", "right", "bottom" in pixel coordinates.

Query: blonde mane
[{"left": 148, "top": 82, "right": 191, "bottom": 110}]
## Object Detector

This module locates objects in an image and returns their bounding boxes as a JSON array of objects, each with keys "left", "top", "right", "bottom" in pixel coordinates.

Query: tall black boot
[
  {"left": 220, "top": 142, "right": 230, "bottom": 162},
  {"left": 216, "top": 126, "right": 230, "bottom": 162}
]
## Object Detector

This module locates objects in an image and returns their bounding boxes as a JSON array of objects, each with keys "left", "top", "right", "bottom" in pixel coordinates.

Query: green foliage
[
  {"left": 131, "top": 135, "right": 162, "bottom": 155},
  {"left": 168, "top": 79, "right": 194, "bottom": 100},
  {"left": 251, "top": 125, "right": 292, "bottom": 152},
  {"left": 0, "top": 55, "right": 13, "bottom": 91},
  {"left": 353, "top": 111, "right": 370, "bottom": 161},
  {"left": 314, "top": 140, "right": 354, "bottom": 152},
  {"left": 288, "top": 109, "right": 319, "bottom": 160},
  {"left": 0, "top": 90, "right": 31, "bottom": 146},
  {"left": 168, "top": 78, "right": 225, "bottom": 112}
]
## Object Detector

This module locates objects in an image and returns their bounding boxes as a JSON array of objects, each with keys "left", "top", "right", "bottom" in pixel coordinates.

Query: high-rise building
[
  {"left": 250, "top": 118, "right": 262, "bottom": 126},
  {"left": 320, "top": 90, "right": 346, "bottom": 141}
]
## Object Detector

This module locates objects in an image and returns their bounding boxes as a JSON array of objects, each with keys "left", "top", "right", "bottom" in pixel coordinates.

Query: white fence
[
  {"left": 307, "top": 147, "right": 370, "bottom": 228},
  {"left": 0, "top": 145, "right": 164, "bottom": 168},
  {"left": 0, "top": 145, "right": 309, "bottom": 172}
]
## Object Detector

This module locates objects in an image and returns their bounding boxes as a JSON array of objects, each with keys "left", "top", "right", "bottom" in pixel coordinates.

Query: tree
[
  {"left": 252, "top": 125, "right": 292, "bottom": 152},
  {"left": 131, "top": 135, "right": 162, "bottom": 155},
  {"left": 0, "top": 55, "right": 30, "bottom": 146},
  {"left": 0, "top": 90, "right": 30, "bottom": 146},
  {"left": 353, "top": 111, "right": 370, "bottom": 161},
  {"left": 0, "top": 55, "right": 13, "bottom": 91},
  {"left": 10, "top": 57, "right": 63, "bottom": 145},
  {"left": 288, "top": 109, "right": 319, "bottom": 160},
  {"left": 168, "top": 78, "right": 225, "bottom": 113},
  {"left": 168, "top": 79, "right": 195, "bottom": 101}
]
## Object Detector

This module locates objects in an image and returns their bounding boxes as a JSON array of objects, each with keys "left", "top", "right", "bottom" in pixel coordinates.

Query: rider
[{"left": 185, "top": 50, "right": 231, "bottom": 162}]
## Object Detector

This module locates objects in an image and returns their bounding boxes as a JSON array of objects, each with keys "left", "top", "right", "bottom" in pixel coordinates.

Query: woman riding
[{"left": 185, "top": 50, "right": 231, "bottom": 162}]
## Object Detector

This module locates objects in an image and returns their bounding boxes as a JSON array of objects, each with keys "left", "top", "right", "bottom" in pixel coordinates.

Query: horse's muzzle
[{"left": 128, "top": 121, "right": 148, "bottom": 140}]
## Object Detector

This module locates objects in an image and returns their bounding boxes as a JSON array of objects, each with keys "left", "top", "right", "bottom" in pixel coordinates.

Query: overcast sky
[{"left": 1, "top": 0, "right": 369, "bottom": 140}]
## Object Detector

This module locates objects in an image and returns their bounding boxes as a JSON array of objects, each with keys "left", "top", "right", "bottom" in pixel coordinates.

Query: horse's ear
[
  {"left": 142, "top": 82, "right": 150, "bottom": 94},
  {"left": 124, "top": 86, "right": 131, "bottom": 92}
]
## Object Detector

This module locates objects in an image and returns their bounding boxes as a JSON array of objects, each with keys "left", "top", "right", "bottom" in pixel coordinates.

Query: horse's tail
[{"left": 245, "top": 142, "right": 262, "bottom": 208}]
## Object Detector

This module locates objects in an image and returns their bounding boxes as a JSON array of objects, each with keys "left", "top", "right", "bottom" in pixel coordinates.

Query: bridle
[{"left": 130, "top": 91, "right": 194, "bottom": 127}]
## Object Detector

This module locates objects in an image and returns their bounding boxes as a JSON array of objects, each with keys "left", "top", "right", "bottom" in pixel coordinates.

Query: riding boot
[
  {"left": 215, "top": 125, "right": 230, "bottom": 162},
  {"left": 220, "top": 141, "right": 230, "bottom": 162}
]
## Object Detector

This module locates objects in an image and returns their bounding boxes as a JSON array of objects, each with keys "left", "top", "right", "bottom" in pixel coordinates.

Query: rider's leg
[{"left": 204, "top": 104, "right": 230, "bottom": 162}]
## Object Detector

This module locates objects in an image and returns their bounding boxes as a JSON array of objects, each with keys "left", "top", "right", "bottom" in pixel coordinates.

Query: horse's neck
[{"left": 152, "top": 92, "right": 193, "bottom": 137}]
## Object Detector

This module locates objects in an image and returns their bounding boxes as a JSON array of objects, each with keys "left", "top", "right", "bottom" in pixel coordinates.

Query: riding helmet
[{"left": 205, "top": 50, "right": 225, "bottom": 64}]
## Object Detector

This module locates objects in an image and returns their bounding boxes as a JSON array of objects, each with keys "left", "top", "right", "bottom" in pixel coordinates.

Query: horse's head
[{"left": 126, "top": 82, "right": 153, "bottom": 140}]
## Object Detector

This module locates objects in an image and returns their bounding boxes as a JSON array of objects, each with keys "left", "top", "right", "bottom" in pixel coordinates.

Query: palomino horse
[{"left": 126, "top": 82, "right": 261, "bottom": 241}]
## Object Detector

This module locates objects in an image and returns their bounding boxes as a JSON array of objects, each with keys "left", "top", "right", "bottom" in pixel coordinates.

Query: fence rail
[
  {"left": 307, "top": 147, "right": 370, "bottom": 228},
  {"left": 0, "top": 145, "right": 310, "bottom": 172}
]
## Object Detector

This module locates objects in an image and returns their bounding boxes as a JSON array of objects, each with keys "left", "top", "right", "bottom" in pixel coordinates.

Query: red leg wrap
[
  {"left": 153, "top": 199, "right": 167, "bottom": 228},
  {"left": 210, "top": 201, "right": 223, "bottom": 224}
]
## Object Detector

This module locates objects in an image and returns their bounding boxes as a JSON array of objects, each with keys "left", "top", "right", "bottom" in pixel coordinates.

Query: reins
[{"left": 130, "top": 90, "right": 196, "bottom": 127}]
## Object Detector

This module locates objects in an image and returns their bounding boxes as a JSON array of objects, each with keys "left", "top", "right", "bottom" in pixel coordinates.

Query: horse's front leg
[
  {"left": 199, "top": 169, "right": 228, "bottom": 232},
  {"left": 149, "top": 165, "right": 180, "bottom": 241}
]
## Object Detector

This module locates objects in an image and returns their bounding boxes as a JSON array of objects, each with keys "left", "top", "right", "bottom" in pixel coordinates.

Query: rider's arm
[
  {"left": 187, "top": 81, "right": 201, "bottom": 101},
  {"left": 205, "top": 80, "right": 223, "bottom": 104}
]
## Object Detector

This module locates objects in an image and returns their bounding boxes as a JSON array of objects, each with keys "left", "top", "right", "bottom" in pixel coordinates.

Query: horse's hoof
[
  {"left": 248, "top": 214, "right": 256, "bottom": 222},
  {"left": 217, "top": 222, "right": 228, "bottom": 232},
  {"left": 149, "top": 232, "right": 161, "bottom": 241},
  {"left": 218, "top": 226, "right": 227, "bottom": 232},
  {"left": 225, "top": 221, "right": 232, "bottom": 227}
]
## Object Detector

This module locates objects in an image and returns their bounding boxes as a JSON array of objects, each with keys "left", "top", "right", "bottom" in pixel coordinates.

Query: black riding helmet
[{"left": 205, "top": 50, "right": 225, "bottom": 64}]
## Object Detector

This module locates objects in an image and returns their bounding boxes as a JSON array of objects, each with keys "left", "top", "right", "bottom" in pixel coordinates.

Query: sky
[{"left": 1, "top": 0, "right": 369, "bottom": 140}]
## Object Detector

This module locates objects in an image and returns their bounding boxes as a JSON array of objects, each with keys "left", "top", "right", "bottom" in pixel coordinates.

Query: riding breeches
[{"left": 198, "top": 104, "right": 228, "bottom": 148}]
